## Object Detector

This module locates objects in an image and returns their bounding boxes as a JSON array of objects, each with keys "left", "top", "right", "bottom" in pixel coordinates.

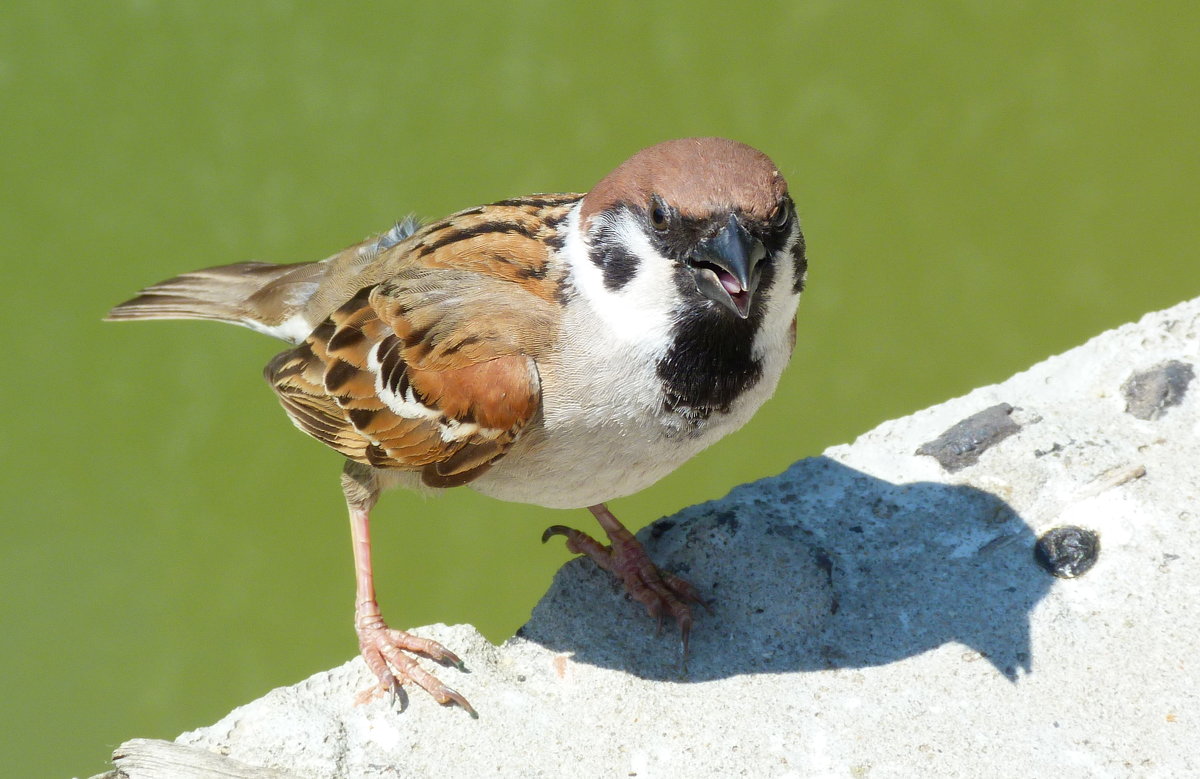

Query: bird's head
[{"left": 578, "top": 137, "right": 803, "bottom": 321}]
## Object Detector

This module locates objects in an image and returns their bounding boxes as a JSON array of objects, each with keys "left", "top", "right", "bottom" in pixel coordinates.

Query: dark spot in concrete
[
  {"left": 650, "top": 519, "right": 676, "bottom": 540},
  {"left": 1034, "top": 526, "right": 1100, "bottom": 578},
  {"left": 916, "top": 403, "right": 1021, "bottom": 472},
  {"left": 848, "top": 525, "right": 864, "bottom": 534},
  {"left": 713, "top": 510, "right": 740, "bottom": 534},
  {"left": 765, "top": 523, "right": 805, "bottom": 540},
  {"left": 1121, "top": 360, "right": 1194, "bottom": 420},
  {"left": 870, "top": 498, "right": 898, "bottom": 519},
  {"left": 813, "top": 550, "right": 838, "bottom": 614}
]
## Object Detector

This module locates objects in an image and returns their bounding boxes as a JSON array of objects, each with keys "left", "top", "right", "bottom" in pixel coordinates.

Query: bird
[{"left": 107, "top": 137, "right": 808, "bottom": 716}]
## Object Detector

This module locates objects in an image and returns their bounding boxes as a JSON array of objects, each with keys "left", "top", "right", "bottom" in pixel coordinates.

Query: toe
[{"left": 356, "top": 623, "right": 474, "bottom": 714}]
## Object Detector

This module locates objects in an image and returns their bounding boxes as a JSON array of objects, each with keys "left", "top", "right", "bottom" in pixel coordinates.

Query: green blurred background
[{"left": 2, "top": 2, "right": 1197, "bottom": 775}]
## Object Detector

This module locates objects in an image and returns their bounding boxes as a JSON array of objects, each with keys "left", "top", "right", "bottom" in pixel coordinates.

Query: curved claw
[
  {"left": 441, "top": 685, "right": 479, "bottom": 719},
  {"left": 387, "top": 674, "right": 476, "bottom": 718},
  {"left": 542, "top": 524, "right": 614, "bottom": 563},
  {"left": 388, "top": 627, "right": 466, "bottom": 671},
  {"left": 387, "top": 681, "right": 409, "bottom": 712}
]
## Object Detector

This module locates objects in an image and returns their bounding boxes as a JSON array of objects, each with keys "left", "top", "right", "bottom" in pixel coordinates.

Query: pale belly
[
  {"left": 469, "top": 340, "right": 789, "bottom": 510},
  {"left": 470, "top": 412, "right": 721, "bottom": 509}
]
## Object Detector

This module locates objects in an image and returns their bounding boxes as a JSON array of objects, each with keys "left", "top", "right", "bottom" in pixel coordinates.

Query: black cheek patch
[
  {"left": 588, "top": 220, "right": 640, "bottom": 290},
  {"left": 790, "top": 230, "right": 808, "bottom": 294}
]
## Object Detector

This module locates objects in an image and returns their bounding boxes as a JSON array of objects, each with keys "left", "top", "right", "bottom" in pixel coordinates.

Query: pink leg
[
  {"left": 344, "top": 464, "right": 475, "bottom": 716},
  {"left": 543, "top": 503, "right": 705, "bottom": 654}
]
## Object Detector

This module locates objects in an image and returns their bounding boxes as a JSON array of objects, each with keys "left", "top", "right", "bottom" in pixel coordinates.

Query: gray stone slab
[{"left": 103, "top": 297, "right": 1200, "bottom": 778}]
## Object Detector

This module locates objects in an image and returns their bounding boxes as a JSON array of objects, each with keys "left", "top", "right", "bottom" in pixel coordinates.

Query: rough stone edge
[{"left": 88, "top": 296, "right": 1200, "bottom": 778}]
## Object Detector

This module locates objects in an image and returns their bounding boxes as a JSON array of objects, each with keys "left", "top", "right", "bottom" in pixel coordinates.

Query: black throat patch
[{"left": 656, "top": 261, "right": 775, "bottom": 423}]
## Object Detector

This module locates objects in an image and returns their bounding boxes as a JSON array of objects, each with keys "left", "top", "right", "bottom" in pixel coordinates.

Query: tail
[
  {"left": 106, "top": 261, "right": 326, "bottom": 343},
  {"left": 107, "top": 215, "right": 424, "bottom": 344}
]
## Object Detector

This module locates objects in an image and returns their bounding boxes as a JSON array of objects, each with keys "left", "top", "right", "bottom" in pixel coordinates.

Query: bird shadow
[{"left": 517, "top": 456, "right": 1054, "bottom": 683}]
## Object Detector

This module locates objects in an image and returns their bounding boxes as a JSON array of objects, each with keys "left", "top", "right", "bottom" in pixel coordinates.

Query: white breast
[{"left": 469, "top": 207, "right": 801, "bottom": 509}]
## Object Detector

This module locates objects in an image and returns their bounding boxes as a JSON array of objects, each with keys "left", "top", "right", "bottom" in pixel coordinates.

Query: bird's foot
[
  {"left": 354, "top": 605, "right": 476, "bottom": 717},
  {"left": 542, "top": 521, "right": 707, "bottom": 656}
]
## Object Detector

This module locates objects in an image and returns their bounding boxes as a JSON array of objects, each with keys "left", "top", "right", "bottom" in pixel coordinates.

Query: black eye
[
  {"left": 770, "top": 197, "right": 792, "bottom": 228},
  {"left": 649, "top": 198, "right": 669, "bottom": 230}
]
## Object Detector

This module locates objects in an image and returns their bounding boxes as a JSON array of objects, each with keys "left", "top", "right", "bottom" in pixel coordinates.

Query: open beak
[{"left": 688, "top": 214, "right": 767, "bottom": 319}]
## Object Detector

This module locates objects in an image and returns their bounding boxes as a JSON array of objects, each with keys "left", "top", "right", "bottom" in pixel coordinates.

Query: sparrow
[{"left": 107, "top": 137, "right": 807, "bottom": 716}]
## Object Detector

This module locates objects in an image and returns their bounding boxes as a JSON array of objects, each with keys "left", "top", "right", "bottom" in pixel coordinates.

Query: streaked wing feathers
[
  {"left": 264, "top": 197, "right": 573, "bottom": 486},
  {"left": 267, "top": 291, "right": 540, "bottom": 484}
]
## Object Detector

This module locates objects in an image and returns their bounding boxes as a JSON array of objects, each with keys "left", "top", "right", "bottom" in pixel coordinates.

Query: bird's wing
[{"left": 265, "top": 195, "right": 579, "bottom": 487}]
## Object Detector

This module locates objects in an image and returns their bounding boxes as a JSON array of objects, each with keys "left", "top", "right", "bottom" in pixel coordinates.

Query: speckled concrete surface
[{"left": 103, "top": 297, "right": 1199, "bottom": 778}]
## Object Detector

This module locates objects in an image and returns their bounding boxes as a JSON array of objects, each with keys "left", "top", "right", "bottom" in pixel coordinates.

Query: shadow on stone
[{"left": 520, "top": 456, "right": 1051, "bottom": 683}]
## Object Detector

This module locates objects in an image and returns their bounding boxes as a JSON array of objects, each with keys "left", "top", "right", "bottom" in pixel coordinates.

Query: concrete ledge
[{"left": 97, "top": 297, "right": 1200, "bottom": 778}]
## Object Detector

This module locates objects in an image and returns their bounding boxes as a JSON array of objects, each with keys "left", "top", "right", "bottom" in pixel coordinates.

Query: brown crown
[{"left": 579, "top": 137, "right": 788, "bottom": 229}]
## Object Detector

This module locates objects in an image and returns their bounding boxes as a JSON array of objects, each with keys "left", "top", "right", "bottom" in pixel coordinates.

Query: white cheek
[
  {"left": 562, "top": 208, "right": 678, "bottom": 354},
  {"left": 754, "top": 224, "right": 805, "bottom": 360}
]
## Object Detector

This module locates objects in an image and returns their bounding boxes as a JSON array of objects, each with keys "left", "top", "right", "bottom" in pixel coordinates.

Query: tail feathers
[
  {"left": 106, "top": 261, "right": 324, "bottom": 343},
  {"left": 108, "top": 219, "right": 424, "bottom": 344}
]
